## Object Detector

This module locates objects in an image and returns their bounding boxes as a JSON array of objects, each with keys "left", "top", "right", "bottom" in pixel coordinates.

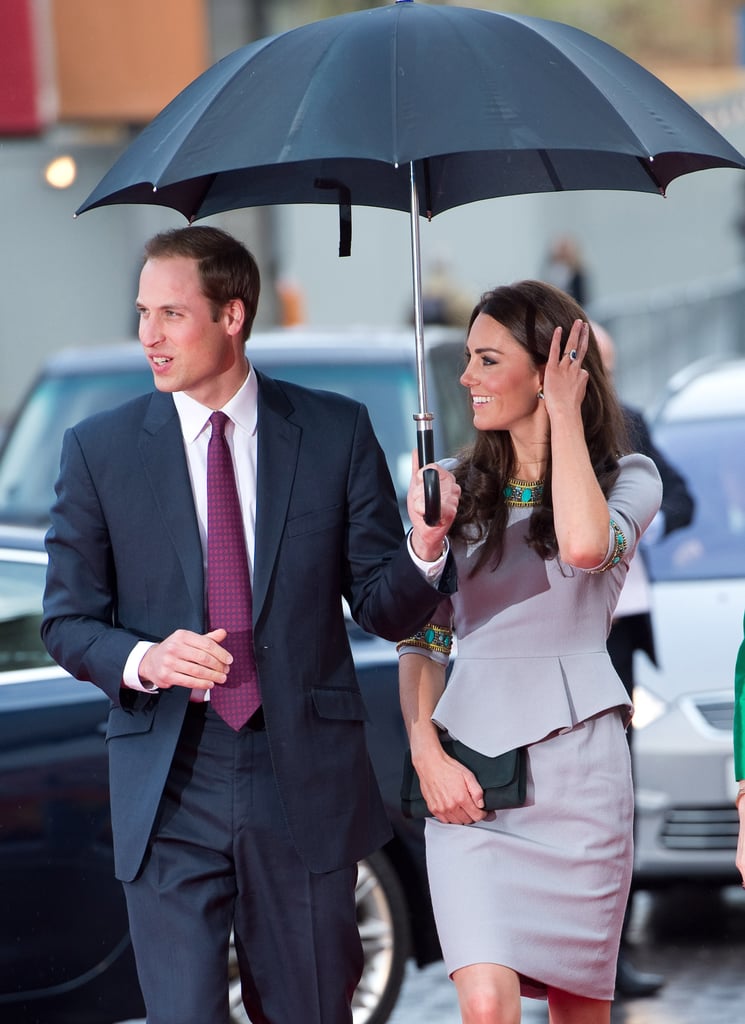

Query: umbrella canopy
[
  {"left": 76, "top": 0, "right": 745, "bottom": 523},
  {"left": 77, "top": 1, "right": 745, "bottom": 222}
]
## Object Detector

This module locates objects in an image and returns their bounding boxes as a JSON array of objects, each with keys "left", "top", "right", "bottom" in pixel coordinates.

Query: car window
[
  {"left": 428, "top": 340, "right": 472, "bottom": 456},
  {"left": 0, "top": 558, "right": 55, "bottom": 672},
  {"left": 645, "top": 417, "right": 745, "bottom": 581},
  {"left": 0, "top": 370, "right": 152, "bottom": 525},
  {"left": 253, "top": 356, "right": 422, "bottom": 500},
  {"left": 0, "top": 343, "right": 472, "bottom": 526}
]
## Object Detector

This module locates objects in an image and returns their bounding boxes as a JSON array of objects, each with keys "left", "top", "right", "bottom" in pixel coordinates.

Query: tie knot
[{"left": 210, "top": 410, "right": 230, "bottom": 439}]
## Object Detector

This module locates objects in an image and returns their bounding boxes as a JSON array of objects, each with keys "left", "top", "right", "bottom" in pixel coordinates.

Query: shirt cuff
[
  {"left": 407, "top": 532, "right": 449, "bottom": 583},
  {"left": 123, "top": 640, "right": 158, "bottom": 692}
]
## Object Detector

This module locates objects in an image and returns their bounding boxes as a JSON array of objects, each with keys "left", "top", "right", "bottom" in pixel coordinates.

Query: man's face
[{"left": 136, "top": 256, "right": 245, "bottom": 407}]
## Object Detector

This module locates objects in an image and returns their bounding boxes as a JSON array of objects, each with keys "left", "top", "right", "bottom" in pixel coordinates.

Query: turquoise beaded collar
[{"left": 503, "top": 477, "right": 544, "bottom": 507}]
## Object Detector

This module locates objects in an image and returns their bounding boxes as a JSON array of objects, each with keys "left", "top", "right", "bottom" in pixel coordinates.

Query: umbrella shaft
[{"left": 409, "top": 162, "right": 430, "bottom": 418}]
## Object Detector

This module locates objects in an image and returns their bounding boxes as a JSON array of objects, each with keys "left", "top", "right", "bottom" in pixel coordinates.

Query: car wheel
[
  {"left": 227, "top": 849, "right": 411, "bottom": 1024},
  {"left": 353, "top": 849, "right": 411, "bottom": 1024}
]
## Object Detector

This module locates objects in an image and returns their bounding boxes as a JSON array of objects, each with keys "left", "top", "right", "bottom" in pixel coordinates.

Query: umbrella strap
[{"left": 315, "top": 178, "right": 352, "bottom": 257}]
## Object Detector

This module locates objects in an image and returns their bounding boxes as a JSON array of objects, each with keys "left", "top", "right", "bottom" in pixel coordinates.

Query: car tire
[
  {"left": 227, "top": 850, "right": 411, "bottom": 1024},
  {"left": 353, "top": 849, "right": 411, "bottom": 1024}
]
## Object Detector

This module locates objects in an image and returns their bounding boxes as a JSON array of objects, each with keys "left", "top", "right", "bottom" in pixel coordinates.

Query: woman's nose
[{"left": 460, "top": 360, "right": 476, "bottom": 388}]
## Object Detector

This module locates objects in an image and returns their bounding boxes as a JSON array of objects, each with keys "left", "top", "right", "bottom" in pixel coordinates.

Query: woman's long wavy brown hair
[{"left": 451, "top": 281, "right": 630, "bottom": 574}]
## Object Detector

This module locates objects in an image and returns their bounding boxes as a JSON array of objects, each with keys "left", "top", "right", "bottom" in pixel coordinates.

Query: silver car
[{"left": 633, "top": 356, "right": 745, "bottom": 885}]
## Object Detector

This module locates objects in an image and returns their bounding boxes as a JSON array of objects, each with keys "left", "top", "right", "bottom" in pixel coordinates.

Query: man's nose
[{"left": 140, "top": 318, "right": 161, "bottom": 347}]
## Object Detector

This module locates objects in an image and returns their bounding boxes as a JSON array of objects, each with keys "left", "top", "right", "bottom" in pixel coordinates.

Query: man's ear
[{"left": 224, "top": 298, "right": 246, "bottom": 337}]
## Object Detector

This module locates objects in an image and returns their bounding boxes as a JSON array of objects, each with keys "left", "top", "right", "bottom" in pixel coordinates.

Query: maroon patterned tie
[{"left": 206, "top": 411, "right": 260, "bottom": 730}]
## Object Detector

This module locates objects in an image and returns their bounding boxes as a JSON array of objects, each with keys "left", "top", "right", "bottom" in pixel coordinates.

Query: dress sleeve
[
  {"left": 396, "top": 598, "right": 454, "bottom": 665},
  {"left": 582, "top": 453, "right": 663, "bottom": 574}
]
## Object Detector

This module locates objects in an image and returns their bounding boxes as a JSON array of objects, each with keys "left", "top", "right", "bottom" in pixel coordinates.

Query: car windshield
[
  {"left": 0, "top": 370, "right": 153, "bottom": 525},
  {"left": 254, "top": 356, "right": 420, "bottom": 499},
  {"left": 0, "top": 351, "right": 450, "bottom": 524},
  {"left": 0, "top": 557, "right": 55, "bottom": 672},
  {"left": 645, "top": 417, "right": 745, "bottom": 582}
]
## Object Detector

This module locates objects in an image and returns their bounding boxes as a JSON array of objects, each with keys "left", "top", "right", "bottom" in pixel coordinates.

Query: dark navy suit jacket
[{"left": 42, "top": 371, "right": 454, "bottom": 881}]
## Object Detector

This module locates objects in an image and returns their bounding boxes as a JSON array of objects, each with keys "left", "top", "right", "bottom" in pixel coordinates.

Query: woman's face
[{"left": 460, "top": 313, "right": 544, "bottom": 434}]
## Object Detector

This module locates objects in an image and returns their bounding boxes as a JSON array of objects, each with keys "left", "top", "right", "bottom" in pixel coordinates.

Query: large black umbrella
[{"left": 77, "top": 0, "right": 745, "bottom": 521}]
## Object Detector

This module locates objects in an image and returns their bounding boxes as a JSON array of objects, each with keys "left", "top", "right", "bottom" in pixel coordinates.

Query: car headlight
[{"left": 631, "top": 685, "right": 667, "bottom": 730}]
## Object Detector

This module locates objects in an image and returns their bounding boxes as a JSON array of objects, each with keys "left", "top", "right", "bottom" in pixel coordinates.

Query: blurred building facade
[{"left": 2, "top": 0, "right": 745, "bottom": 423}]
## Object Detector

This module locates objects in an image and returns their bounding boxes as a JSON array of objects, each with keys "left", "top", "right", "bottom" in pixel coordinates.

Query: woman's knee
[{"left": 453, "top": 964, "right": 521, "bottom": 1024}]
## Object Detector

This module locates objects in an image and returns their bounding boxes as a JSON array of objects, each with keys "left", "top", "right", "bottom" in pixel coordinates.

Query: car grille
[
  {"left": 692, "top": 698, "right": 735, "bottom": 732},
  {"left": 660, "top": 807, "right": 739, "bottom": 850}
]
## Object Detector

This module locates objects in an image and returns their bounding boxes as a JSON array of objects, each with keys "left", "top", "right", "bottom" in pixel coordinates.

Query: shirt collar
[{"left": 173, "top": 365, "right": 259, "bottom": 444}]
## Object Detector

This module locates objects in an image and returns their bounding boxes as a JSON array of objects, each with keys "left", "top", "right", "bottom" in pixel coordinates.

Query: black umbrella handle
[{"left": 416, "top": 421, "right": 441, "bottom": 527}]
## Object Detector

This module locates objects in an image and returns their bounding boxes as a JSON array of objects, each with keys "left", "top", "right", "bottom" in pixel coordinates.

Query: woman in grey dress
[{"left": 401, "top": 281, "right": 662, "bottom": 1024}]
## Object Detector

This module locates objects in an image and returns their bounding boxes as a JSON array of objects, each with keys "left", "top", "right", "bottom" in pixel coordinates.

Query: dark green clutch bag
[{"left": 401, "top": 738, "right": 527, "bottom": 819}]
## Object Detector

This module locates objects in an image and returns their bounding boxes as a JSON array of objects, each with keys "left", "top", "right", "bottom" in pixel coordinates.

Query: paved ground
[{"left": 121, "top": 883, "right": 745, "bottom": 1024}]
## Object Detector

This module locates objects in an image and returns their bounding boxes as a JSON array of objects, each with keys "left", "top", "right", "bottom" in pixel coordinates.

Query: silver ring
[{"left": 569, "top": 349, "right": 578, "bottom": 361}]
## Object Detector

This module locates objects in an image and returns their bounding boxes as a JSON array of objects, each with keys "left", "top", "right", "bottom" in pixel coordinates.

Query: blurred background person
[
  {"left": 542, "top": 234, "right": 589, "bottom": 306},
  {"left": 594, "top": 320, "right": 695, "bottom": 998},
  {"left": 413, "top": 249, "right": 474, "bottom": 328}
]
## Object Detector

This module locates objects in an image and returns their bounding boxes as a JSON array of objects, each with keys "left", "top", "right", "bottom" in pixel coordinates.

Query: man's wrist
[
  {"left": 123, "top": 640, "right": 158, "bottom": 692},
  {"left": 407, "top": 533, "right": 449, "bottom": 581}
]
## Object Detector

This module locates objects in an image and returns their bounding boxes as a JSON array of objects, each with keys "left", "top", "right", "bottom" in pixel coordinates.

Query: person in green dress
[{"left": 735, "top": 612, "right": 745, "bottom": 885}]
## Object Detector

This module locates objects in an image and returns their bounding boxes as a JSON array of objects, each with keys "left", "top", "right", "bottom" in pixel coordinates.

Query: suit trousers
[{"left": 123, "top": 703, "right": 363, "bottom": 1024}]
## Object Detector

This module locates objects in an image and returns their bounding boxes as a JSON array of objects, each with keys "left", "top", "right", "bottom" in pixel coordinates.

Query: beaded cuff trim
[
  {"left": 396, "top": 623, "right": 454, "bottom": 656},
  {"left": 589, "top": 518, "right": 628, "bottom": 573},
  {"left": 503, "top": 477, "right": 544, "bottom": 507}
]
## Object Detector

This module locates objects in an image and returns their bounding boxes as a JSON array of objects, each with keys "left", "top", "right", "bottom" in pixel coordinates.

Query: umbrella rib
[{"left": 537, "top": 151, "right": 562, "bottom": 191}]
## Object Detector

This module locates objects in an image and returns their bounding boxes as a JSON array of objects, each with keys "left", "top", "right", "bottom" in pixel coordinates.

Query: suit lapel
[
  {"left": 138, "top": 392, "right": 205, "bottom": 625},
  {"left": 253, "top": 372, "right": 301, "bottom": 624}
]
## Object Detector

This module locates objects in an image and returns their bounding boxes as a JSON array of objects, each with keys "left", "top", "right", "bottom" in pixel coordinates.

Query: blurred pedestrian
[
  {"left": 399, "top": 282, "right": 662, "bottom": 1024},
  {"left": 542, "top": 234, "right": 588, "bottom": 306},
  {"left": 414, "top": 250, "right": 474, "bottom": 328},
  {"left": 594, "top": 321, "right": 694, "bottom": 998}
]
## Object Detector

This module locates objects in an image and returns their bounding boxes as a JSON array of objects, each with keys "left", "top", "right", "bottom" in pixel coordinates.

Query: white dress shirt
[{"left": 123, "top": 370, "right": 258, "bottom": 693}]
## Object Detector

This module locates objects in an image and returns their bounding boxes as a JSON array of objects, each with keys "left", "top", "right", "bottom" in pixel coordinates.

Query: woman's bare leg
[
  {"left": 452, "top": 962, "right": 522, "bottom": 1024},
  {"left": 547, "top": 986, "right": 611, "bottom": 1024}
]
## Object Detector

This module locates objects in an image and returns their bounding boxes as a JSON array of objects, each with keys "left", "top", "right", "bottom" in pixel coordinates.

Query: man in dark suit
[{"left": 41, "top": 226, "right": 459, "bottom": 1024}]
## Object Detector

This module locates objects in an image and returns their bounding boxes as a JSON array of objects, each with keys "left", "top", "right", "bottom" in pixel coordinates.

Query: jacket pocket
[
  {"left": 106, "top": 699, "right": 157, "bottom": 739},
  {"left": 285, "top": 504, "right": 344, "bottom": 538},
  {"left": 311, "top": 687, "right": 369, "bottom": 722}
]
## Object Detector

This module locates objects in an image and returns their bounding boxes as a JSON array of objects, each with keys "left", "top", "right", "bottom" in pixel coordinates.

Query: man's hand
[
  {"left": 407, "top": 450, "right": 460, "bottom": 561},
  {"left": 138, "top": 628, "right": 232, "bottom": 690}
]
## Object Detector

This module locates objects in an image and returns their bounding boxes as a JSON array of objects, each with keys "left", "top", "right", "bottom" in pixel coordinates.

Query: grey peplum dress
[{"left": 403, "top": 453, "right": 663, "bottom": 1001}]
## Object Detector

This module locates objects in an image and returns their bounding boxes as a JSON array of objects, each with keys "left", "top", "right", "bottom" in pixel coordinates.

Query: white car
[{"left": 633, "top": 357, "right": 745, "bottom": 885}]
